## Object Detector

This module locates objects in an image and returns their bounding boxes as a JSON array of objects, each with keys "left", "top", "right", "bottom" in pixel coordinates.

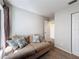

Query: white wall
[
  {"left": 10, "top": 6, "right": 46, "bottom": 36},
  {"left": 55, "top": 2, "right": 79, "bottom": 53}
]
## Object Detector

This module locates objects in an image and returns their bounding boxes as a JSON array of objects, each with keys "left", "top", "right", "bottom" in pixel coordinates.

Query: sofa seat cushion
[
  {"left": 30, "top": 42, "right": 50, "bottom": 53},
  {"left": 4, "top": 44, "right": 36, "bottom": 59}
]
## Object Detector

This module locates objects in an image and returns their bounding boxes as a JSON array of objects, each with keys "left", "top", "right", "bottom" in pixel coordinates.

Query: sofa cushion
[
  {"left": 30, "top": 42, "right": 50, "bottom": 53},
  {"left": 4, "top": 44, "right": 36, "bottom": 59},
  {"left": 16, "top": 39, "right": 28, "bottom": 48}
]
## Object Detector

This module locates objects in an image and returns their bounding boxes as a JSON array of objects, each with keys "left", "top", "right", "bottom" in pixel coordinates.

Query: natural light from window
[{"left": 49, "top": 21, "right": 55, "bottom": 39}]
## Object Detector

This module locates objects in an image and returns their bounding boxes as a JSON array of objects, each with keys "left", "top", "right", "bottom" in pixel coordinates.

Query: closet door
[{"left": 72, "top": 13, "right": 79, "bottom": 57}]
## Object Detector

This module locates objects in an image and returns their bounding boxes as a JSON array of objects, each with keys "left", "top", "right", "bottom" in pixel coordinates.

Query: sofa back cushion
[
  {"left": 24, "top": 35, "right": 32, "bottom": 43},
  {"left": 9, "top": 34, "right": 44, "bottom": 44}
]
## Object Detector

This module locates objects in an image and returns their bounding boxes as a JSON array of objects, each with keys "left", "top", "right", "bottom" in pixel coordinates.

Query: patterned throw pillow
[
  {"left": 16, "top": 39, "right": 28, "bottom": 48},
  {"left": 7, "top": 40, "right": 19, "bottom": 50},
  {"left": 32, "top": 35, "right": 41, "bottom": 43}
]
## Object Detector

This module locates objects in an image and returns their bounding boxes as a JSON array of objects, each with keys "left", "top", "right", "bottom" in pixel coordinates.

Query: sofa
[{"left": 3, "top": 35, "right": 54, "bottom": 59}]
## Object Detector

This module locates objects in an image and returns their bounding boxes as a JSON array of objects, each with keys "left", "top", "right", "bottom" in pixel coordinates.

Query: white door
[
  {"left": 44, "top": 20, "right": 50, "bottom": 40},
  {"left": 50, "top": 22, "right": 55, "bottom": 39},
  {"left": 72, "top": 13, "right": 79, "bottom": 57}
]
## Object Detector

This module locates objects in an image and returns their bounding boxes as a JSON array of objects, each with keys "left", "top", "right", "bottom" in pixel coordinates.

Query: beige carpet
[{"left": 39, "top": 48, "right": 79, "bottom": 59}]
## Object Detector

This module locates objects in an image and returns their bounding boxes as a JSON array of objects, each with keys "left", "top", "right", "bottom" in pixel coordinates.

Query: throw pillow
[
  {"left": 16, "top": 39, "right": 28, "bottom": 48},
  {"left": 7, "top": 40, "right": 19, "bottom": 50},
  {"left": 32, "top": 34, "right": 41, "bottom": 43}
]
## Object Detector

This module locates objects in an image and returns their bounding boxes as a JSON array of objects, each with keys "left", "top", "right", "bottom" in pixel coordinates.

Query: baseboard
[
  {"left": 54, "top": 47, "right": 71, "bottom": 56},
  {"left": 55, "top": 46, "right": 71, "bottom": 54},
  {"left": 54, "top": 47, "right": 79, "bottom": 58}
]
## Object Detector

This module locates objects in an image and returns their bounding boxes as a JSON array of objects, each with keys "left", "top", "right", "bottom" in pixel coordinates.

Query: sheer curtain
[
  {"left": 0, "top": 4, "right": 5, "bottom": 59},
  {"left": 0, "top": 4, "right": 5, "bottom": 49},
  {"left": 0, "top": 1, "right": 10, "bottom": 59}
]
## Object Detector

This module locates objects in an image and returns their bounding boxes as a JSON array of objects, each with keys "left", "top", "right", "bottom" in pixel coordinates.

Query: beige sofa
[{"left": 3, "top": 35, "right": 53, "bottom": 59}]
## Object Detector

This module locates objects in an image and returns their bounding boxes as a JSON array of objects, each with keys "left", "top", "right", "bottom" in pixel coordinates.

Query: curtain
[{"left": 3, "top": 4, "right": 10, "bottom": 47}]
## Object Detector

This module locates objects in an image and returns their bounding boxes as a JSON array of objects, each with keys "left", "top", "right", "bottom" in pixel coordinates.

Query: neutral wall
[
  {"left": 55, "top": 2, "right": 79, "bottom": 53},
  {"left": 10, "top": 6, "right": 47, "bottom": 36}
]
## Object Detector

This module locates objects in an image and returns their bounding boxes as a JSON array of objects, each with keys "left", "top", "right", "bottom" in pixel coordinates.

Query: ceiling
[{"left": 7, "top": 0, "right": 79, "bottom": 18}]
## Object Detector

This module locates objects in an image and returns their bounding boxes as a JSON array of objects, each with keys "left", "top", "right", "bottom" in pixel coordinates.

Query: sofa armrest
[{"left": 3, "top": 44, "right": 36, "bottom": 59}]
